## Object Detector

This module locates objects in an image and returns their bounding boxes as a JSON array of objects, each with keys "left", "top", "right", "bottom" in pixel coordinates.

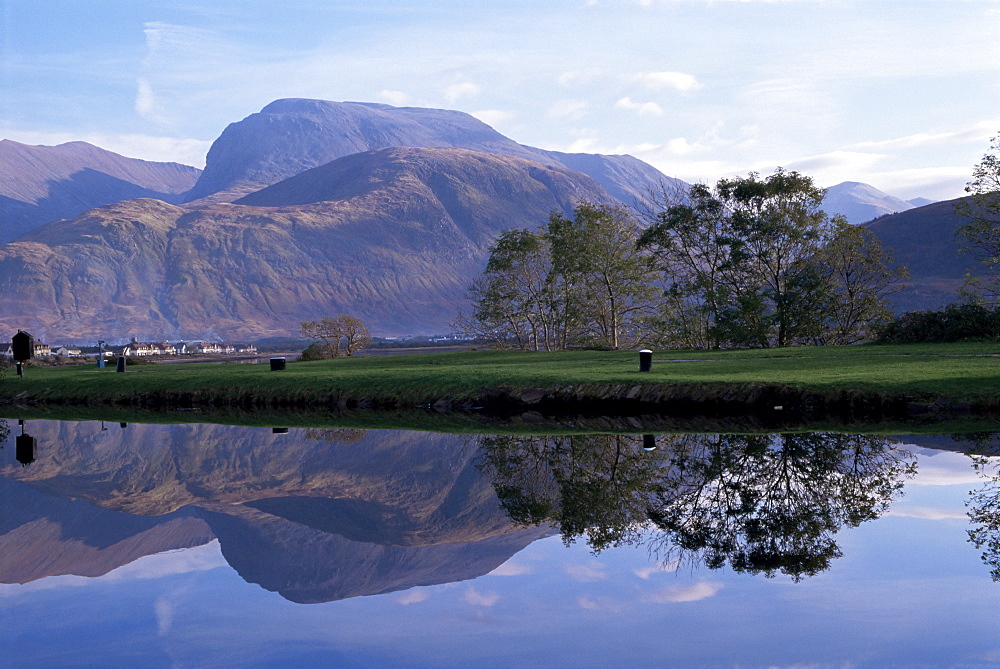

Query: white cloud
[
  {"left": 548, "top": 100, "right": 589, "bottom": 120},
  {"left": 463, "top": 586, "right": 500, "bottom": 607},
  {"left": 397, "top": 589, "right": 431, "bottom": 605},
  {"left": 470, "top": 109, "right": 514, "bottom": 127},
  {"left": 444, "top": 82, "right": 480, "bottom": 103},
  {"left": 631, "top": 71, "right": 702, "bottom": 93},
  {"left": 565, "top": 562, "right": 607, "bottom": 582},
  {"left": 378, "top": 90, "right": 411, "bottom": 107},
  {"left": 613, "top": 97, "right": 664, "bottom": 117},
  {"left": 649, "top": 581, "right": 723, "bottom": 603}
]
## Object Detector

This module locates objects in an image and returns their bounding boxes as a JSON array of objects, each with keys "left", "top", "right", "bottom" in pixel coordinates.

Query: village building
[{"left": 122, "top": 338, "right": 177, "bottom": 356}]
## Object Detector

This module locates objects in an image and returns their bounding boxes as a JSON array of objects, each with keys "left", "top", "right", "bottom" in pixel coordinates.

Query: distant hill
[
  {"left": 866, "top": 196, "right": 981, "bottom": 312},
  {"left": 0, "top": 140, "right": 200, "bottom": 242},
  {"left": 0, "top": 146, "right": 616, "bottom": 339},
  {"left": 822, "top": 181, "right": 915, "bottom": 225},
  {"left": 185, "top": 98, "right": 680, "bottom": 204}
]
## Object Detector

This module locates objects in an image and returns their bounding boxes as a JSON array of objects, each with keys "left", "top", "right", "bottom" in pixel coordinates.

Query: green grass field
[{"left": 2, "top": 341, "right": 999, "bottom": 404}]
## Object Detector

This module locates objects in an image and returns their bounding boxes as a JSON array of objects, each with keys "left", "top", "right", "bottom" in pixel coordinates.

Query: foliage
[
  {"left": 876, "top": 303, "right": 1000, "bottom": 343},
  {"left": 956, "top": 133, "right": 1000, "bottom": 301},
  {"left": 639, "top": 169, "right": 906, "bottom": 348},
  {"left": 477, "top": 431, "right": 915, "bottom": 579},
  {"left": 298, "top": 341, "right": 340, "bottom": 361},
  {"left": 457, "top": 202, "right": 656, "bottom": 350},
  {"left": 300, "top": 314, "right": 372, "bottom": 357}
]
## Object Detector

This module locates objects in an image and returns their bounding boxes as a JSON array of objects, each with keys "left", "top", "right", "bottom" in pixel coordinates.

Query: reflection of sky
[{"left": 1, "top": 445, "right": 999, "bottom": 667}]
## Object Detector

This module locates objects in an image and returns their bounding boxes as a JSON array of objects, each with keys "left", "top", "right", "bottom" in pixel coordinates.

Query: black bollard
[
  {"left": 642, "top": 434, "right": 657, "bottom": 451},
  {"left": 15, "top": 362, "right": 23, "bottom": 377},
  {"left": 116, "top": 356, "right": 127, "bottom": 373},
  {"left": 270, "top": 357, "right": 286, "bottom": 371},
  {"left": 639, "top": 349, "right": 652, "bottom": 373}
]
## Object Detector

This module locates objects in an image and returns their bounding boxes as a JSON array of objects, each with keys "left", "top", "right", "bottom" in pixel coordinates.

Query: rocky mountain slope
[
  {"left": 0, "top": 146, "right": 614, "bottom": 339},
  {"left": 0, "top": 139, "right": 200, "bottom": 242},
  {"left": 185, "top": 98, "right": 681, "bottom": 204}
]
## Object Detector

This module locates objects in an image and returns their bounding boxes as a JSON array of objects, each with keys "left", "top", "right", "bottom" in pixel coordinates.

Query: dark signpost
[{"left": 11, "top": 330, "right": 34, "bottom": 377}]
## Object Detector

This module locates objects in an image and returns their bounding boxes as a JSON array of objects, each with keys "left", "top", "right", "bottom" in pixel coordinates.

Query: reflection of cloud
[
  {"left": 489, "top": 561, "right": 533, "bottom": 577},
  {"left": 565, "top": 562, "right": 607, "bottom": 582},
  {"left": 397, "top": 590, "right": 430, "bottom": 605},
  {"left": 613, "top": 97, "right": 664, "bottom": 117},
  {"left": 634, "top": 560, "right": 680, "bottom": 579},
  {"left": 155, "top": 597, "right": 173, "bottom": 636},
  {"left": 649, "top": 581, "right": 723, "bottom": 603},
  {"left": 576, "top": 595, "right": 624, "bottom": 612},
  {"left": 463, "top": 587, "right": 500, "bottom": 607},
  {"left": 888, "top": 507, "right": 968, "bottom": 521},
  {"left": 102, "top": 541, "right": 227, "bottom": 582}
]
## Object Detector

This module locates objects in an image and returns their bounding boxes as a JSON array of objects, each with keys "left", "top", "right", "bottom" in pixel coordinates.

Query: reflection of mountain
[{"left": 0, "top": 421, "right": 550, "bottom": 602}]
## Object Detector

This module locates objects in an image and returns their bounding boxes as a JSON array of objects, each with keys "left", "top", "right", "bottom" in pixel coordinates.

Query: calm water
[{"left": 0, "top": 420, "right": 998, "bottom": 668}]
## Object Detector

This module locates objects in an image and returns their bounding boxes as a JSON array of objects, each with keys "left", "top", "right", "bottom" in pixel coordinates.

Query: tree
[
  {"left": 457, "top": 203, "right": 657, "bottom": 350},
  {"left": 814, "top": 219, "right": 908, "bottom": 344},
  {"left": 957, "top": 133, "right": 1000, "bottom": 301},
  {"left": 300, "top": 314, "right": 372, "bottom": 358},
  {"left": 639, "top": 169, "right": 906, "bottom": 348},
  {"left": 547, "top": 203, "right": 658, "bottom": 349}
]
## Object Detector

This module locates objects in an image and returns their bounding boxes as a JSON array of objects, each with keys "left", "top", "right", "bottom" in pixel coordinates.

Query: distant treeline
[{"left": 876, "top": 303, "right": 1000, "bottom": 344}]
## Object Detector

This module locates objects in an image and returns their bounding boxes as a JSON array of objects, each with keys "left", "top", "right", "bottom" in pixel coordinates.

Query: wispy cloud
[
  {"left": 630, "top": 71, "right": 702, "bottom": 93},
  {"left": 378, "top": 90, "right": 411, "bottom": 106},
  {"left": 471, "top": 109, "right": 514, "bottom": 127},
  {"left": 548, "top": 100, "right": 589, "bottom": 120},
  {"left": 613, "top": 97, "right": 664, "bottom": 117}
]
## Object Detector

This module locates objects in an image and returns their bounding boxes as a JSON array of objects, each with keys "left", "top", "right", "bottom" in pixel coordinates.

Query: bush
[
  {"left": 298, "top": 342, "right": 340, "bottom": 361},
  {"left": 876, "top": 303, "right": 1000, "bottom": 343}
]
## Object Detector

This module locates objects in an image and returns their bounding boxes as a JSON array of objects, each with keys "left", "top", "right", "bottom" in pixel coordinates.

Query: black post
[
  {"left": 15, "top": 362, "right": 23, "bottom": 377},
  {"left": 639, "top": 349, "right": 652, "bottom": 373},
  {"left": 116, "top": 356, "right": 126, "bottom": 373}
]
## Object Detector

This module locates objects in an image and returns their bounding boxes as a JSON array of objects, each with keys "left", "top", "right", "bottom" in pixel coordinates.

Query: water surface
[{"left": 0, "top": 420, "right": 998, "bottom": 667}]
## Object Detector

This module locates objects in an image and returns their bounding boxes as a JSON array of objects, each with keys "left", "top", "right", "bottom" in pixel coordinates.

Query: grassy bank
[{"left": 1, "top": 342, "right": 998, "bottom": 410}]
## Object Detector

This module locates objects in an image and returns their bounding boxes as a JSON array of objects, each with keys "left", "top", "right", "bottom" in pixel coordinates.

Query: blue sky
[{"left": 2, "top": 0, "right": 998, "bottom": 200}]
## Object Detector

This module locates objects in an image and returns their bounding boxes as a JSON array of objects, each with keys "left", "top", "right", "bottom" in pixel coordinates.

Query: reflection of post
[
  {"left": 272, "top": 428, "right": 289, "bottom": 434},
  {"left": 642, "top": 434, "right": 657, "bottom": 451},
  {"left": 15, "top": 420, "right": 36, "bottom": 467}
]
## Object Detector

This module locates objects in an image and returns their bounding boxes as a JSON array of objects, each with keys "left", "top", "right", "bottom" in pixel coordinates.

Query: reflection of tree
[
  {"left": 478, "top": 432, "right": 915, "bottom": 580},
  {"left": 965, "top": 446, "right": 1000, "bottom": 581}
]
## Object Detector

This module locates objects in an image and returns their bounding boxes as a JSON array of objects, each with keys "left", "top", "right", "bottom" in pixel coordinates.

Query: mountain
[
  {"left": 0, "top": 146, "right": 615, "bottom": 338},
  {"left": 865, "top": 196, "right": 980, "bottom": 312},
  {"left": 185, "top": 98, "right": 679, "bottom": 204},
  {"left": 822, "top": 181, "right": 915, "bottom": 225},
  {"left": 0, "top": 421, "right": 552, "bottom": 603},
  {"left": 908, "top": 197, "right": 937, "bottom": 208},
  {"left": 0, "top": 139, "right": 200, "bottom": 242}
]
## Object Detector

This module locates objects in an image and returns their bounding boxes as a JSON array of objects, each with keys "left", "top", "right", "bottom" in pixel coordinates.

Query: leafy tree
[
  {"left": 547, "top": 203, "right": 657, "bottom": 349},
  {"left": 813, "top": 219, "right": 908, "bottom": 344},
  {"left": 457, "top": 203, "right": 656, "bottom": 350},
  {"left": 957, "top": 133, "right": 1000, "bottom": 301},
  {"left": 300, "top": 314, "right": 372, "bottom": 358},
  {"left": 640, "top": 170, "right": 906, "bottom": 347}
]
